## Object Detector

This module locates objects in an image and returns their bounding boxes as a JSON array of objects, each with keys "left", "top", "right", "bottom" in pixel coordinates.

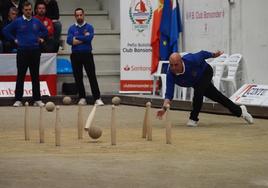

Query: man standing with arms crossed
[
  {"left": 3, "top": 1, "right": 48, "bottom": 107},
  {"left": 67, "top": 8, "right": 104, "bottom": 106}
]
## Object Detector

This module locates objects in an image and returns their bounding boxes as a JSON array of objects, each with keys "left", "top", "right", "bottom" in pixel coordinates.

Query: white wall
[
  {"left": 228, "top": 0, "right": 268, "bottom": 85},
  {"left": 240, "top": 0, "right": 268, "bottom": 84},
  {"left": 183, "top": 0, "right": 268, "bottom": 86},
  {"left": 183, "top": 0, "right": 229, "bottom": 52},
  {"left": 99, "top": 0, "right": 120, "bottom": 30}
]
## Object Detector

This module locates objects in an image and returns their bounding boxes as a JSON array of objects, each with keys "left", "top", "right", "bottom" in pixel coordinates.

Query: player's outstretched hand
[
  {"left": 156, "top": 109, "right": 166, "bottom": 120},
  {"left": 213, "top": 50, "right": 224, "bottom": 58}
]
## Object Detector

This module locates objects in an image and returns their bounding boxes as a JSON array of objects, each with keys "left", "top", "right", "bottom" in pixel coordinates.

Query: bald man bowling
[{"left": 156, "top": 51, "right": 253, "bottom": 127}]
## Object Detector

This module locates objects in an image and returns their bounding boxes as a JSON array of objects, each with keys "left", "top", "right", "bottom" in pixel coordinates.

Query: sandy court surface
[{"left": 0, "top": 105, "right": 268, "bottom": 188}]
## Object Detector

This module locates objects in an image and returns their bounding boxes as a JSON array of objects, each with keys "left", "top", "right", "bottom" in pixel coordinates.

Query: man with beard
[
  {"left": 34, "top": 1, "right": 57, "bottom": 52},
  {"left": 35, "top": 0, "right": 61, "bottom": 51},
  {"left": 67, "top": 8, "right": 104, "bottom": 106}
]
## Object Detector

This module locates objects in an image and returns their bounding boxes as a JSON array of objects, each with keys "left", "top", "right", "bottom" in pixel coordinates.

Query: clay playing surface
[{"left": 0, "top": 105, "right": 268, "bottom": 188}]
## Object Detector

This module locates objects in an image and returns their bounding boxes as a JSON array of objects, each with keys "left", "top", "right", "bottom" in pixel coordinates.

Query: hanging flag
[
  {"left": 159, "top": 0, "right": 172, "bottom": 60},
  {"left": 151, "top": 0, "right": 181, "bottom": 74},
  {"left": 170, "top": 0, "right": 182, "bottom": 52},
  {"left": 150, "top": 6, "right": 163, "bottom": 74}
]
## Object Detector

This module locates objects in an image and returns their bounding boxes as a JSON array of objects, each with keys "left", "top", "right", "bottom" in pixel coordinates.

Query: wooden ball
[
  {"left": 112, "top": 96, "right": 121, "bottom": 105},
  {"left": 45, "top": 102, "right": 55, "bottom": 112},
  {"left": 63, "top": 96, "right": 72, "bottom": 105},
  {"left": 88, "top": 126, "right": 102, "bottom": 139}
]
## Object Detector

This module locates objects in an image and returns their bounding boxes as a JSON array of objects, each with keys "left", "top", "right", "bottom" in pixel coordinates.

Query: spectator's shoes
[
  {"left": 33, "top": 101, "right": 45, "bottom": 107},
  {"left": 95, "top": 99, "right": 104, "bottom": 106},
  {"left": 187, "top": 119, "right": 198, "bottom": 127},
  {"left": 13, "top": 101, "right": 23, "bottom": 107},
  {"left": 59, "top": 39, "right": 65, "bottom": 50},
  {"left": 240, "top": 105, "right": 254, "bottom": 124},
  {"left": 78, "top": 98, "right": 87, "bottom": 105}
]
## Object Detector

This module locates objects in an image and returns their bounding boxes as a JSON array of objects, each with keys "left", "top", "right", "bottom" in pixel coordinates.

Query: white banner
[
  {"left": 230, "top": 84, "right": 268, "bottom": 107},
  {"left": 0, "top": 53, "right": 56, "bottom": 75},
  {"left": 0, "top": 81, "right": 51, "bottom": 97},
  {"left": 0, "top": 53, "right": 57, "bottom": 95},
  {"left": 120, "top": 0, "right": 158, "bottom": 92}
]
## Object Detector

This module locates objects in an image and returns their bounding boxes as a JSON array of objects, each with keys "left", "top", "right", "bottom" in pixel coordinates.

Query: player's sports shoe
[
  {"left": 33, "top": 100, "right": 45, "bottom": 107},
  {"left": 95, "top": 99, "right": 104, "bottom": 106},
  {"left": 240, "top": 105, "right": 254, "bottom": 124},
  {"left": 187, "top": 119, "right": 198, "bottom": 127},
  {"left": 13, "top": 101, "right": 23, "bottom": 107},
  {"left": 78, "top": 98, "right": 87, "bottom": 105}
]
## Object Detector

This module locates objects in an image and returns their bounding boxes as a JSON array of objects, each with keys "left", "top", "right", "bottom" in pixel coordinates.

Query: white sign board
[
  {"left": 120, "top": 0, "right": 158, "bottom": 93},
  {"left": 0, "top": 53, "right": 57, "bottom": 95},
  {"left": 230, "top": 84, "right": 268, "bottom": 107},
  {"left": 0, "top": 81, "right": 50, "bottom": 97},
  {"left": 183, "top": 0, "right": 228, "bottom": 52}
]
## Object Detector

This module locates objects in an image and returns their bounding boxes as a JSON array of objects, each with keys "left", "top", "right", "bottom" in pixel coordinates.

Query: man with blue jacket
[
  {"left": 3, "top": 1, "right": 48, "bottom": 107},
  {"left": 67, "top": 8, "right": 104, "bottom": 106},
  {"left": 157, "top": 51, "right": 253, "bottom": 127}
]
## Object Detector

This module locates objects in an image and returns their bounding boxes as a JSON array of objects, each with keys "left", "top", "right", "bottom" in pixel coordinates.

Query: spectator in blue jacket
[
  {"left": 3, "top": 1, "right": 48, "bottom": 107},
  {"left": 156, "top": 51, "right": 253, "bottom": 127},
  {"left": 67, "top": 8, "right": 104, "bottom": 106}
]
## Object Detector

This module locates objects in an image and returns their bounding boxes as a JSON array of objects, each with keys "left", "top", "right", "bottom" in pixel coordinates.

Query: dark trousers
[
  {"left": 190, "top": 65, "right": 242, "bottom": 121},
  {"left": 3, "top": 40, "right": 17, "bottom": 53},
  {"left": 53, "top": 21, "right": 62, "bottom": 44},
  {"left": 15, "top": 49, "right": 41, "bottom": 101},
  {"left": 70, "top": 52, "right": 101, "bottom": 100},
  {"left": 40, "top": 37, "right": 59, "bottom": 53}
]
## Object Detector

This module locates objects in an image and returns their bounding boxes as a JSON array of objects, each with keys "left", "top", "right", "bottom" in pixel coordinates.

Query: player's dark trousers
[
  {"left": 190, "top": 65, "right": 242, "bottom": 121},
  {"left": 71, "top": 52, "right": 100, "bottom": 100},
  {"left": 15, "top": 49, "right": 41, "bottom": 101}
]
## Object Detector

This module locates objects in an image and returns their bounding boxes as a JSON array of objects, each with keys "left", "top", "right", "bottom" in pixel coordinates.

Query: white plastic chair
[
  {"left": 152, "top": 61, "right": 169, "bottom": 98},
  {"left": 220, "top": 53, "right": 242, "bottom": 95},
  {"left": 211, "top": 53, "right": 229, "bottom": 90}
]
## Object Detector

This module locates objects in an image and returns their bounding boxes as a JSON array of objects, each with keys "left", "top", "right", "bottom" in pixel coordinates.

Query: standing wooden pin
[
  {"left": 142, "top": 102, "right": 148, "bottom": 138},
  {"left": 24, "top": 102, "right": 30, "bottom": 141},
  {"left": 77, "top": 104, "right": 83, "bottom": 139},
  {"left": 55, "top": 106, "right": 61, "bottom": 146},
  {"left": 146, "top": 102, "right": 152, "bottom": 141},
  {"left": 111, "top": 105, "right": 116, "bottom": 145},
  {"left": 111, "top": 97, "right": 120, "bottom": 145},
  {"left": 39, "top": 106, "right": 45, "bottom": 143},
  {"left": 165, "top": 104, "right": 172, "bottom": 144}
]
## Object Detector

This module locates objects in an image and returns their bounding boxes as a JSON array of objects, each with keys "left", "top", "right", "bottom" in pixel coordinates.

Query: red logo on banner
[
  {"left": 123, "top": 65, "right": 151, "bottom": 72},
  {"left": 120, "top": 80, "right": 153, "bottom": 91}
]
